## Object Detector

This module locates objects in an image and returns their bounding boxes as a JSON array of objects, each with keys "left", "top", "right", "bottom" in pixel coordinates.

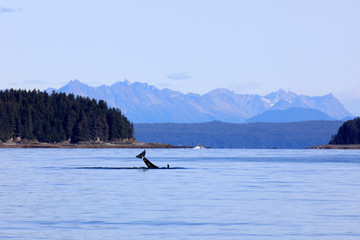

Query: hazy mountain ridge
[
  {"left": 245, "top": 108, "right": 335, "bottom": 123},
  {"left": 52, "top": 80, "right": 353, "bottom": 123}
]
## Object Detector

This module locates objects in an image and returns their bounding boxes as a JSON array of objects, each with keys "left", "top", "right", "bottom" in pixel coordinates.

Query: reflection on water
[{"left": 1, "top": 149, "right": 360, "bottom": 239}]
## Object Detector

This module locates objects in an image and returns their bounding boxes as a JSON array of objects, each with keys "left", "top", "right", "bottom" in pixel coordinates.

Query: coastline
[
  {"left": 309, "top": 144, "right": 360, "bottom": 149},
  {"left": 3, "top": 142, "right": 360, "bottom": 150},
  {"left": 0, "top": 142, "right": 191, "bottom": 149}
]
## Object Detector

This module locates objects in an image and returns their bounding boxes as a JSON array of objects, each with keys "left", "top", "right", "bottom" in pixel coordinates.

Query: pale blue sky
[{"left": 1, "top": 0, "right": 360, "bottom": 115}]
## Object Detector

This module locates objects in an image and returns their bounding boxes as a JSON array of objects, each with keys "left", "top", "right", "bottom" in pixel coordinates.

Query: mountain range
[{"left": 50, "top": 80, "right": 353, "bottom": 123}]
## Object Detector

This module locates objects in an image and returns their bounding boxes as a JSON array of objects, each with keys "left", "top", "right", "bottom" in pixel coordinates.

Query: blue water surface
[{"left": 1, "top": 148, "right": 360, "bottom": 239}]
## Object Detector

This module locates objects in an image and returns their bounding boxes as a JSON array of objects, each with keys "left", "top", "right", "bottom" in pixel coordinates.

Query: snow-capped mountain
[{"left": 51, "top": 80, "right": 353, "bottom": 123}]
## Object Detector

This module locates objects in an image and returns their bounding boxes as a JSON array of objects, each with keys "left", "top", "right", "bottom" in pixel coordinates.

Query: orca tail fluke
[
  {"left": 136, "top": 150, "right": 146, "bottom": 159},
  {"left": 135, "top": 150, "right": 159, "bottom": 169}
]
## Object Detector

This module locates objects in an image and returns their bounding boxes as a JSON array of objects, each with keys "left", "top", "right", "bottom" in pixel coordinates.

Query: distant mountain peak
[
  {"left": 206, "top": 88, "right": 236, "bottom": 96},
  {"left": 266, "top": 88, "right": 296, "bottom": 97},
  {"left": 58, "top": 79, "right": 91, "bottom": 97},
  {"left": 67, "top": 79, "right": 83, "bottom": 85},
  {"left": 133, "top": 81, "right": 155, "bottom": 90},
  {"left": 245, "top": 107, "right": 335, "bottom": 123},
  {"left": 110, "top": 80, "right": 157, "bottom": 91},
  {"left": 324, "top": 93, "right": 335, "bottom": 98},
  {"left": 111, "top": 80, "right": 129, "bottom": 86},
  {"left": 64, "top": 79, "right": 88, "bottom": 88},
  {"left": 263, "top": 89, "right": 298, "bottom": 107}
]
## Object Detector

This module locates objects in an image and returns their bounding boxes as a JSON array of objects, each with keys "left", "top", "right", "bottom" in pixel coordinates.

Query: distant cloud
[
  {"left": 167, "top": 72, "right": 192, "bottom": 80},
  {"left": 0, "top": 7, "right": 21, "bottom": 14}
]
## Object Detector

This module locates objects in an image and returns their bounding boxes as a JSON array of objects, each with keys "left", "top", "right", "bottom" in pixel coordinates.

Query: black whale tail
[
  {"left": 135, "top": 150, "right": 159, "bottom": 169},
  {"left": 136, "top": 150, "right": 146, "bottom": 159}
]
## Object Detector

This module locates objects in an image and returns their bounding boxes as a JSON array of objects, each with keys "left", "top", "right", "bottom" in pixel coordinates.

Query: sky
[{"left": 1, "top": 0, "right": 360, "bottom": 115}]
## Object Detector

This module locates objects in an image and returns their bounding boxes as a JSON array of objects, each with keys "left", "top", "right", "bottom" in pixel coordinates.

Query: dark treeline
[
  {"left": 0, "top": 89, "right": 133, "bottom": 143},
  {"left": 329, "top": 117, "right": 360, "bottom": 144}
]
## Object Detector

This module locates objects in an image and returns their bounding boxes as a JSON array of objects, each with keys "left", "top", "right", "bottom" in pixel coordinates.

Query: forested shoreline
[
  {"left": 0, "top": 89, "right": 134, "bottom": 143},
  {"left": 329, "top": 117, "right": 360, "bottom": 144}
]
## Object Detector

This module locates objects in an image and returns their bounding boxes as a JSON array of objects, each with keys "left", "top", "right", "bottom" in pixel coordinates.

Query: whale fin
[
  {"left": 135, "top": 150, "right": 159, "bottom": 169},
  {"left": 136, "top": 150, "right": 146, "bottom": 159}
]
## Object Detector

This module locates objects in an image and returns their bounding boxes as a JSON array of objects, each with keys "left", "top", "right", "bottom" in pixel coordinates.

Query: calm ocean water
[{"left": 1, "top": 148, "right": 360, "bottom": 240}]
